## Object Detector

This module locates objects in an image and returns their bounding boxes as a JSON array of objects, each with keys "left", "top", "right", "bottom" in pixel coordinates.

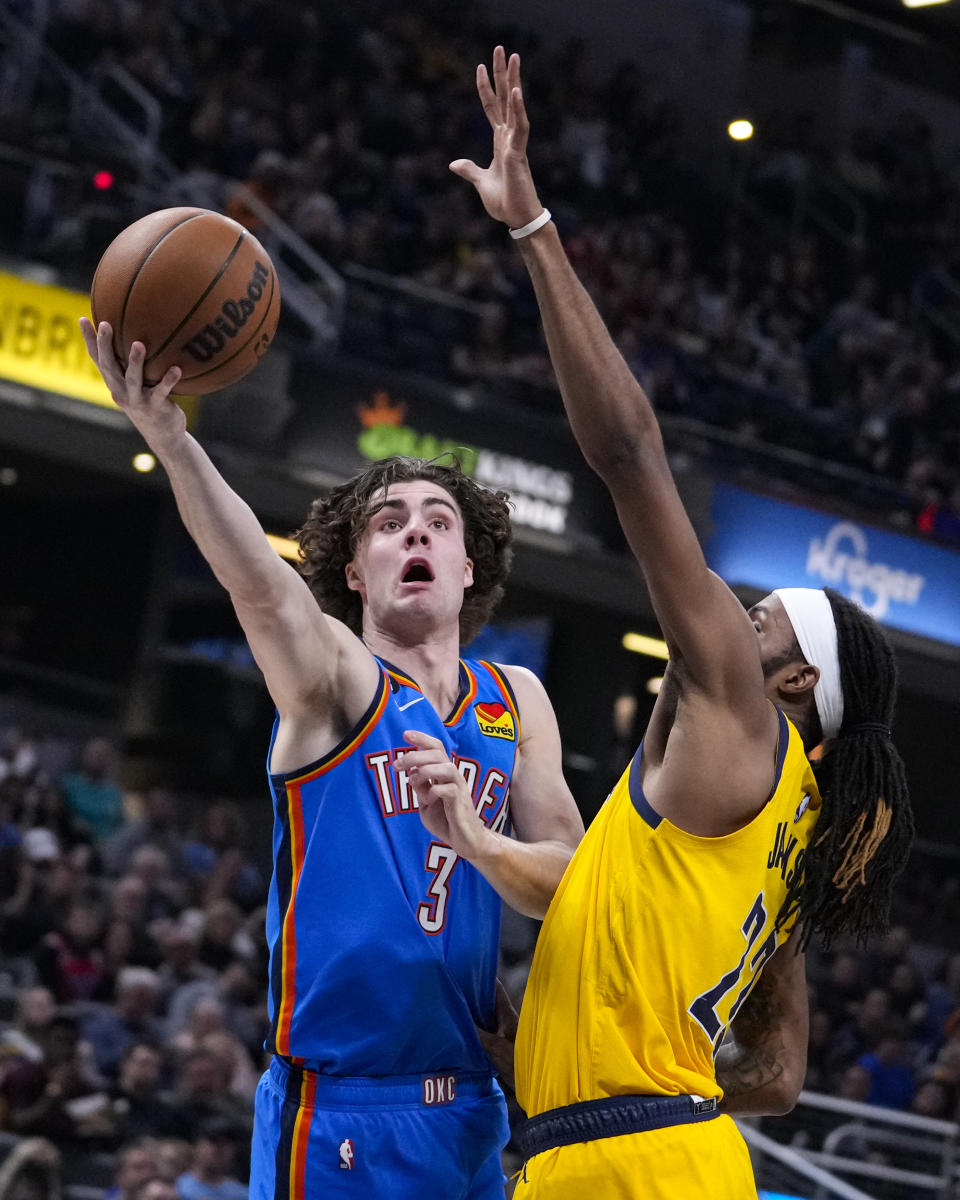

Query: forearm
[
  {"left": 715, "top": 1038, "right": 798, "bottom": 1117},
  {"left": 517, "top": 224, "right": 662, "bottom": 475},
  {"left": 155, "top": 433, "right": 288, "bottom": 607},
  {"left": 716, "top": 939, "right": 808, "bottom": 1117},
  {"left": 469, "top": 834, "right": 573, "bottom": 919}
]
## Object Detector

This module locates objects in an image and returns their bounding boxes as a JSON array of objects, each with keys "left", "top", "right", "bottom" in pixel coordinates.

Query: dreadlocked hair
[
  {"left": 793, "top": 588, "right": 915, "bottom": 950},
  {"left": 295, "top": 455, "right": 513, "bottom": 645}
]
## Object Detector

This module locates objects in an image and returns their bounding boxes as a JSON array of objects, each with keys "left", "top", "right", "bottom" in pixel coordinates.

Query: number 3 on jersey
[
  {"left": 689, "top": 891, "right": 778, "bottom": 1048},
  {"left": 418, "top": 843, "right": 459, "bottom": 934}
]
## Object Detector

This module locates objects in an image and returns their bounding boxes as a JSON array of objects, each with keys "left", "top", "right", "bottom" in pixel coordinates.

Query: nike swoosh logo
[{"left": 397, "top": 696, "right": 425, "bottom": 712}]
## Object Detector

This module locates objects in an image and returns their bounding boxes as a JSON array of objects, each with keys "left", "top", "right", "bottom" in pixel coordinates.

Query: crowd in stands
[
  {"left": 3, "top": 0, "right": 960, "bottom": 545},
  {"left": 0, "top": 713, "right": 959, "bottom": 1194},
  {"left": 0, "top": 726, "right": 266, "bottom": 1197},
  {"left": 0, "top": 4, "right": 947, "bottom": 545}
]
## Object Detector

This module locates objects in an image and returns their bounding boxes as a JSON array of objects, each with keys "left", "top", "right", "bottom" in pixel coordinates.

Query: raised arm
[
  {"left": 400, "top": 665, "right": 583, "bottom": 919},
  {"left": 450, "top": 51, "right": 763, "bottom": 712},
  {"left": 715, "top": 938, "right": 809, "bottom": 1117},
  {"left": 79, "top": 320, "right": 377, "bottom": 741}
]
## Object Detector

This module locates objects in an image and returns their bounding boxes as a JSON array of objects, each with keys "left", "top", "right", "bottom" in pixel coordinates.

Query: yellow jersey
[{"left": 516, "top": 706, "right": 821, "bottom": 1118}]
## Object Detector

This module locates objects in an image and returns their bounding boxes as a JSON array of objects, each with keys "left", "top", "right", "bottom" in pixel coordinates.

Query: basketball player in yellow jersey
[{"left": 452, "top": 47, "right": 915, "bottom": 1197}]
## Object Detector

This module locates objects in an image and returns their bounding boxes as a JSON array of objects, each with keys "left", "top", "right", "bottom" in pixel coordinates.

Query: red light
[{"left": 92, "top": 170, "right": 115, "bottom": 191}]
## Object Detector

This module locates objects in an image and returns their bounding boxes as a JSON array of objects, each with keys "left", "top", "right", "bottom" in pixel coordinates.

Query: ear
[
  {"left": 345, "top": 559, "right": 364, "bottom": 595},
  {"left": 779, "top": 661, "right": 820, "bottom": 699},
  {"left": 463, "top": 557, "right": 474, "bottom": 590}
]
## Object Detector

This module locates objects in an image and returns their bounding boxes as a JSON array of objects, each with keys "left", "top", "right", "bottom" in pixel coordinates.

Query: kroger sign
[{"left": 705, "top": 484, "right": 960, "bottom": 648}]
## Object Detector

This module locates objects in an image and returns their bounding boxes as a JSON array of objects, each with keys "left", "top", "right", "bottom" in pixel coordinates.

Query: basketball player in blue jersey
[
  {"left": 451, "top": 49, "right": 915, "bottom": 1197},
  {"left": 79, "top": 316, "right": 585, "bottom": 1198}
]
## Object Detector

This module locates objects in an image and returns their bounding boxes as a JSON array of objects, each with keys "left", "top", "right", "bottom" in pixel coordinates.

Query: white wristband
[{"left": 509, "top": 208, "right": 552, "bottom": 240}]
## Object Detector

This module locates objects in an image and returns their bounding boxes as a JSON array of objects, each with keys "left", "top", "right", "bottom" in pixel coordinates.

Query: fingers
[
  {"left": 510, "top": 85, "right": 530, "bottom": 149},
  {"left": 448, "top": 157, "right": 483, "bottom": 185},
  {"left": 492, "top": 44, "right": 509, "bottom": 120},
  {"left": 506, "top": 51, "right": 521, "bottom": 96},
  {"left": 159, "top": 363, "right": 183, "bottom": 397},
  {"left": 79, "top": 315, "right": 98, "bottom": 359},
  {"left": 403, "top": 729, "right": 443, "bottom": 752},
  {"left": 81, "top": 319, "right": 182, "bottom": 404},
  {"left": 395, "top": 742, "right": 461, "bottom": 797},
  {"left": 477, "top": 46, "right": 521, "bottom": 129},
  {"left": 476, "top": 63, "right": 500, "bottom": 129}
]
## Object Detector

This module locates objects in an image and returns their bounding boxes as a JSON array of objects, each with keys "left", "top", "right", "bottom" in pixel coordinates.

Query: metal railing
[
  {"left": 0, "top": 0, "right": 344, "bottom": 346},
  {"left": 740, "top": 1122, "right": 878, "bottom": 1200},
  {"left": 750, "top": 1089, "right": 959, "bottom": 1200}
]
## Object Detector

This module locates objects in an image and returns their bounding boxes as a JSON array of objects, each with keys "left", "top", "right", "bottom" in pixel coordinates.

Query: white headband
[{"left": 773, "top": 588, "right": 844, "bottom": 740}]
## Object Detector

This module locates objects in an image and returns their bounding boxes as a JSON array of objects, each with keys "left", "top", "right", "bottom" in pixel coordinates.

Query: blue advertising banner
[{"left": 706, "top": 484, "right": 960, "bottom": 648}]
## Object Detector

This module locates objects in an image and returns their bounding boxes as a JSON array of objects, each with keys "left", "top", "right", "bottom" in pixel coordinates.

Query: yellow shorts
[{"left": 512, "top": 1114, "right": 757, "bottom": 1199}]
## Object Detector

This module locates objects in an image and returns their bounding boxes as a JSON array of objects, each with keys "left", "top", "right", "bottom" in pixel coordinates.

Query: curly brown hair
[{"left": 295, "top": 456, "right": 514, "bottom": 644}]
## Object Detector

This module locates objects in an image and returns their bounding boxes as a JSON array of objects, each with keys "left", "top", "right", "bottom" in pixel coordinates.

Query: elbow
[
  {"left": 767, "top": 1064, "right": 805, "bottom": 1116},
  {"left": 583, "top": 424, "right": 666, "bottom": 487}
]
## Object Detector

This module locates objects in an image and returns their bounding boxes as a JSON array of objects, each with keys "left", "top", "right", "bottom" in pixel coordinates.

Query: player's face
[
  {"left": 748, "top": 593, "right": 805, "bottom": 680},
  {"left": 347, "top": 481, "right": 474, "bottom": 636}
]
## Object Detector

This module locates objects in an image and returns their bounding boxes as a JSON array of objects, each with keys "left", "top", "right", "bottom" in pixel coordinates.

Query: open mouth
[{"left": 402, "top": 561, "right": 434, "bottom": 583}]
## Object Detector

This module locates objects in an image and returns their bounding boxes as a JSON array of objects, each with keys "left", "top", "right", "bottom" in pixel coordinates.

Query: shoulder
[
  {"left": 495, "top": 663, "right": 549, "bottom": 709},
  {"left": 494, "top": 664, "right": 560, "bottom": 743}
]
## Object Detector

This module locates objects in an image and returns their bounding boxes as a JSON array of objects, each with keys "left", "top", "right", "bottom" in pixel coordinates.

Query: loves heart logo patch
[{"left": 474, "top": 701, "right": 516, "bottom": 741}]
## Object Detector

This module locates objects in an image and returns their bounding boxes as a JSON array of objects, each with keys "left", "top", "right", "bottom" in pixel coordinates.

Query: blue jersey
[{"left": 264, "top": 655, "right": 519, "bottom": 1076}]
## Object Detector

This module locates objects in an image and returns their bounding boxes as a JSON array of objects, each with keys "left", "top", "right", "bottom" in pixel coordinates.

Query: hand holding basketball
[
  {"left": 79, "top": 317, "right": 187, "bottom": 450},
  {"left": 88, "top": 207, "right": 281, "bottom": 395}
]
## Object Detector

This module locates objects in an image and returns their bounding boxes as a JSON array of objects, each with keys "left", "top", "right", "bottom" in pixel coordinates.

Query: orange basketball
[{"left": 90, "top": 207, "right": 282, "bottom": 394}]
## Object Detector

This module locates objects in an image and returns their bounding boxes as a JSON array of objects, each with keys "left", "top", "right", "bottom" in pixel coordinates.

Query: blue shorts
[{"left": 250, "top": 1056, "right": 510, "bottom": 1199}]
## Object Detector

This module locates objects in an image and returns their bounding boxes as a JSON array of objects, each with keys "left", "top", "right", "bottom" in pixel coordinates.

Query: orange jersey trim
[
  {"left": 445, "top": 661, "right": 477, "bottom": 726},
  {"left": 385, "top": 666, "right": 420, "bottom": 692},
  {"left": 285, "top": 674, "right": 390, "bottom": 786},
  {"left": 275, "top": 779, "right": 307, "bottom": 1055},
  {"left": 288, "top": 1068, "right": 317, "bottom": 1198}
]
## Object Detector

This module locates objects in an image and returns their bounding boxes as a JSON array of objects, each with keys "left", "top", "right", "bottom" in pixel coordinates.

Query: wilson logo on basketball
[
  {"left": 180, "top": 260, "right": 272, "bottom": 363},
  {"left": 474, "top": 702, "right": 515, "bottom": 740}
]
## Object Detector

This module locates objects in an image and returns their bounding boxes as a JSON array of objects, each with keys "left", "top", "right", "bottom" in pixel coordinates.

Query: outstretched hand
[
  {"left": 79, "top": 317, "right": 186, "bottom": 452},
  {"left": 449, "top": 45, "right": 545, "bottom": 231}
]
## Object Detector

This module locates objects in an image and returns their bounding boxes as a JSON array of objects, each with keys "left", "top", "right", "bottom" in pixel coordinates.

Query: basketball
[{"left": 90, "top": 207, "right": 282, "bottom": 394}]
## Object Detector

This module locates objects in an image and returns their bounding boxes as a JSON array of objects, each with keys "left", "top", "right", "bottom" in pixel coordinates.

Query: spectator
[
  {"left": 24, "top": 779, "right": 95, "bottom": 863},
  {"left": 829, "top": 987, "right": 895, "bottom": 1070},
  {"left": 909, "top": 1078, "right": 953, "bottom": 1120},
  {"left": 139, "top": 1181, "right": 179, "bottom": 1200},
  {"left": 154, "top": 1139, "right": 193, "bottom": 1187},
  {"left": 107, "top": 1042, "right": 189, "bottom": 1144},
  {"left": 33, "top": 897, "right": 107, "bottom": 1004},
  {"left": 857, "top": 1030, "right": 916, "bottom": 1110},
  {"left": 105, "top": 1139, "right": 162, "bottom": 1200},
  {"left": 836, "top": 1062, "right": 873, "bottom": 1104},
  {"left": 102, "top": 787, "right": 188, "bottom": 881},
  {"left": 58, "top": 738, "right": 125, "bottom": 840},
  {"left": 80, "top": 967, "right": 165, "bottom": 1080},
  {"left": 183, "top": 803, "right": 263, "bottom": 912},
  {"left": 165, "top": 1050, "right": 250, "bottom": 1134},
  {"left": 0, "top": 988, "right": 57, "bottom": 1064},
  {"left": 818, "top": 950, "right": 867, "bottom": 1025},
  {"left": 154, "top": 923, "right": 215, "bottom": 1011},
  {"left": 2, "top": 1012, "right": 112, "bottom": 1146},
  {"left": 0, "top": 834, "right": 64, "bottom": 962},
  {"left": 194, "top": 902, "right": 254, "bottom": 974},
  {"left": 127, "top": 847, "right": 184, "bottom": 924},
  {"left": 175, "top": 1116, "right": 248, "bottom": 1200}
]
